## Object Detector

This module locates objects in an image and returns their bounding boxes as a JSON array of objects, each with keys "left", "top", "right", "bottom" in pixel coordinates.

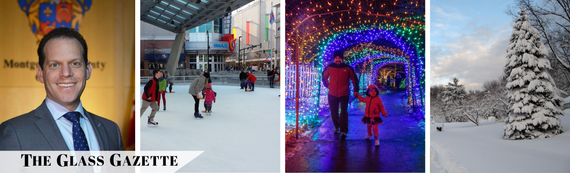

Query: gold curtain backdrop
[{"left": 0, "top": 0, "right": 135, "bottom": 150}]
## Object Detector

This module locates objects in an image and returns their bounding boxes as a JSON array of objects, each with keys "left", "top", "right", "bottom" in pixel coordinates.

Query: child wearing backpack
[{"left": 355, "top": 84, "right": 388, "bottom": 147}]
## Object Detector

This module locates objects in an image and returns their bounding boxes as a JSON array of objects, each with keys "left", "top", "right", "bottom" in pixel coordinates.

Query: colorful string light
[{"left": 285, "top": 0, "right": 425, "bottom": 140}]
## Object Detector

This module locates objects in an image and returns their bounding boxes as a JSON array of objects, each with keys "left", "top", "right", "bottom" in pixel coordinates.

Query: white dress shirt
[{"left": 45, "top": 98, "right": 101, "bottom": 151}]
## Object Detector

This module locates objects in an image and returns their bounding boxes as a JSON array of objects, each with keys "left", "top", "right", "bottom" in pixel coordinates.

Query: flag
[
  {"left": 269, "top": 9, "right": 275, "bottom": 24},
  {"left": 246, "top": 22, "right": 250, "bottom": 44}
]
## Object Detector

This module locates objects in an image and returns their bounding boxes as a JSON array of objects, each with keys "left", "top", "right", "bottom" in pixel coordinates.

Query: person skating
[
  {"left": 189, "top": 73, "right": 207, "bottom": 119},
  {"left": 141, "top": 69, "right": 162, "bottom": 125},
  {"left": 157, "top": 71, "right": 167, "bottom": 111},
  {"left": 166, "top": 71, "right": 174, "bottom": 93},
  {"left": 355, "top": 85, "right": 388, "bottom": 147},
  {"left": 203, "top": 84, "right": 216, "bottom": 116},
  {"left": 239, "top": 70, "right": 248, "bottom": 89},
  {"left": 322, "top": 51, "right": 359, "bottom": 138},
  {"left": 246, "top": 71, "right": 257, "bottom": 91},
  {"left": 201, "top": 73, "right": 212, "bottom": 113},
  {"left": 267, "top": 69, "right": 275, "bottom": 88}
]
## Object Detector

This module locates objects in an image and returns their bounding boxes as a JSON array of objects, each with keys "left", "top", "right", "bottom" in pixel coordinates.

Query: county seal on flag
[{"left": 18, "top": 0, "right": 92, "bottom": 42}]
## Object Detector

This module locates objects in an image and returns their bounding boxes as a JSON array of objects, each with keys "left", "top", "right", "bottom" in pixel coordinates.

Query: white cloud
[
  {"left": 433, "top": 7, "right": 467, "bottom": 21},
  {"left": 432, "top": 23, "right": 449, "bottom": 29},
  {"left": 430, "top": 21, "right": 511, "bottom": 91}
]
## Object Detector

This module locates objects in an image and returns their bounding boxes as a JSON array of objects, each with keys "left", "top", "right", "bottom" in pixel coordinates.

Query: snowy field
[
  {"left": 431, "top": 110, "right": 570, "bottom": 172},
  {"left": 140, "top": 84, "right": 280, "bottom": 172}
]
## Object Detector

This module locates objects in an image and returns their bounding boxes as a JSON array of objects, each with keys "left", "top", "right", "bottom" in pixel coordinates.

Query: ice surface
[
  {"left": 140, "top": 84, "right": 280, "bottom": 172},
  {"left": 430, "top": 110, "right": 570, "bottom": 172},
  {"left": 563, "top": 96, "right": 570, "bottom": 103}
]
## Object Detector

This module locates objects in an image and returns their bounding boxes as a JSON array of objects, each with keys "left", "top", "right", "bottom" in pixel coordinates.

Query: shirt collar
[{"left": 45, "top": 98, "right": 86, "bottom": 120}]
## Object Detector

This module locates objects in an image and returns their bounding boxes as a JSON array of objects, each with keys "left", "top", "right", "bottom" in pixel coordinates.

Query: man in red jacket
[
  {"left": 322, "top": 51, "right": 359, "bottom": 138},
  {"left": 141, "top": 69, "right": 161, "bottom": 125}
]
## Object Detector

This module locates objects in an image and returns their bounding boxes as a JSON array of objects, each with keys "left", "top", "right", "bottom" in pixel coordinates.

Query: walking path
[{"left": 286, "top": 90, "right": 425, "bottom": 172}]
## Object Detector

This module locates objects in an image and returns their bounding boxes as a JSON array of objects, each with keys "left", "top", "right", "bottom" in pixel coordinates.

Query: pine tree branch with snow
[{"left": 504, "top": 7, "right": 564, "bottom": 140}]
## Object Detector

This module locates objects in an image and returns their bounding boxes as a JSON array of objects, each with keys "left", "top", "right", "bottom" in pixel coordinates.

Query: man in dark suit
[{"left": 0, "top": 27, "right": 124, "bottom": 150}]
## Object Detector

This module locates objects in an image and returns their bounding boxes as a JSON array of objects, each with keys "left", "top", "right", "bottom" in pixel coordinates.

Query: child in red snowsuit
[
  {"left": 203, "top": 83, "right": 216, "bottom": 115},
  {"left": 356, "top": 85, "right": 388, "bottom": 147}
]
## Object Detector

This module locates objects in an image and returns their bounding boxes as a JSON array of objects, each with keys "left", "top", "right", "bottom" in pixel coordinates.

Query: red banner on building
[{"left": 246, "top": 21, "right": 250, "bottom": 45}]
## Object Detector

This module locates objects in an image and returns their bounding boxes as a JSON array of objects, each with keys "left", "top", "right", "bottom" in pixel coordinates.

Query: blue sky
[{"left": 431, "top": 0, "right": 515, "bottom": 90}]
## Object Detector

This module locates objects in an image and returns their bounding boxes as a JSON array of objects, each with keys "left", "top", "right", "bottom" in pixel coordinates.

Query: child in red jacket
[
  {"left": 356, "top": 85, "right": 388, "bottom": 147},
  {"left": 203, "top": 84, "right": 216, "bottom": 116}
]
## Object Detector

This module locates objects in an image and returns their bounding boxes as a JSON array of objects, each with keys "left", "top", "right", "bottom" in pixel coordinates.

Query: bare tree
[
  {"left": 548, "top": 58, "right": 570, "bottom": 94},
  {"left": 507, "top": 0, "right": 570, "bottom": 76},
  {"left": 460, "top": 91, "right": 492, "bottom": 126},
  {"left": 482, "top": 77, "right": 510, "bottom": 120},
  {"left": 144, "top": 35, "right": 162, "bottom": 68}
]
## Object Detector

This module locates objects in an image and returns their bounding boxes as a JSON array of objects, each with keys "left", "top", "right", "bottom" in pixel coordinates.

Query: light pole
[
  {"left": 207, "top": 30, "right": 210, "bottom": 73},
  {"left": 238, "top": 36, "right": 242, "bottom": 70}
]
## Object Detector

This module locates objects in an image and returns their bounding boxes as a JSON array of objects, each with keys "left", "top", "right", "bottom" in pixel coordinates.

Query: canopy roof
[{"left": 141, "top": 0, "right": 253, "bottom": 33}]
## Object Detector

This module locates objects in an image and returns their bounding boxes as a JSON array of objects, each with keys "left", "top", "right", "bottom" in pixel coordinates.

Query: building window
[
  {"left": 189, "top": 27, "right": 196, "bottom": 33},
  {"left": 214, "top": 19, "right": 220, "bottom": 33},
  {"left": 199, "top": 22, "right": 212, "bottom": 33}
]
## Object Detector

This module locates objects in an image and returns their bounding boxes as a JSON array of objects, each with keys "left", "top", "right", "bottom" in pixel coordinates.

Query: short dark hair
[
  {"left": 333, "top": 50, "right": 344, "bottom": 59},
  {"left": 37, "top": 27, "right": 88, "bottom": 70},
  {"left": 153, "top": 69, "right": 160, "bottom": 76}
]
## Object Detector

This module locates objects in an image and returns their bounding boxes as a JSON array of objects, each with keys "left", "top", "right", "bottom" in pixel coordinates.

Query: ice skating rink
[{"left": 140, "top": 84, "right": 280, "bottom": 172}]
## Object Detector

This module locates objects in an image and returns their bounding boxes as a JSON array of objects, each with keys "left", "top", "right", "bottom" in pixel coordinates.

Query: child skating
[
  {"left": 203, "top": 83, "right": 216, "bottom": 116},
  {"left": 158, "top": 71, "right": 167, "bottom": 111},
  {"left": 355, "top": 85, "right": 388, "bottom": 147}
]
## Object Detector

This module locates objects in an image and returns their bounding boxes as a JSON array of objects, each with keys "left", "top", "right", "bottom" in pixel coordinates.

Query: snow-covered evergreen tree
[
  {"left": 504, "top": 7, "right": 563, "bottom": 140},
  {"left": 441, "top": 77, "right": 467, "bottom": 122}
]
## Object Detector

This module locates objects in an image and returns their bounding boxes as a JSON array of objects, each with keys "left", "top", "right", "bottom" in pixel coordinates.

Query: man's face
[
  {"left": 334, "top": 56, "right": 342, "bottom": 65},
  {"left": 36, "top": 38, "right": 92, "bottom": 110},
  {"left": 155, "top": 71, "right": 163, "bottom": 78}
]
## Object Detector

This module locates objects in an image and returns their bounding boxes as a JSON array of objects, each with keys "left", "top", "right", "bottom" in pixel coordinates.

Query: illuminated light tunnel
[{"left": 285, "top": 0, "right": 425, "bottom": 139}]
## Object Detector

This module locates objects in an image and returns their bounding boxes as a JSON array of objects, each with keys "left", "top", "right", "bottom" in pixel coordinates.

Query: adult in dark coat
[
  {"left": 268, "top": 69, "right": 276, "bottom": 88},
  {"left": 239, "top": 71, "right": 248, "bottom": 89}
]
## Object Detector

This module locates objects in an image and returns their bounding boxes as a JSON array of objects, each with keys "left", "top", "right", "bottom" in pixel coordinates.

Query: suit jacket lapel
[
  {"left": 33, "top": 101, "right": 69, "bottom": 150},
  {"left": 85, "top": 110, "right": 109, "bottom": 150}
]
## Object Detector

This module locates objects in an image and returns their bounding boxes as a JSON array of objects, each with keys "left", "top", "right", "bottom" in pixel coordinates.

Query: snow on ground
[
  {"left": 140, "top": 84, "right": 280, "bottom": 172},
  {"left": 431, "top": 111, "right": 570, "bottom": 172}
]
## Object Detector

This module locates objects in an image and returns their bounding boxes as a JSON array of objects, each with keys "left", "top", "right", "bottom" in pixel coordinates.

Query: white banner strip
[{"left": 0, "top": 151, "right": 203, "bottom": 173}]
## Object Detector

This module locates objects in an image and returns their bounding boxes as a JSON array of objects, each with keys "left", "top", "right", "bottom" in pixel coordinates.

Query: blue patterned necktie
[{"left": 63, "top": 112, "right": 90, "bottom": 151}]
